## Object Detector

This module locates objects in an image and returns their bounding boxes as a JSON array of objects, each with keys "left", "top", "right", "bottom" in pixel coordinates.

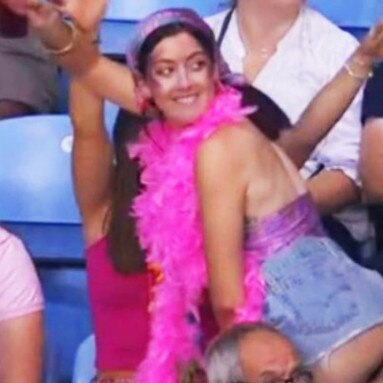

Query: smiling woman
[
  {"left": 135, "top": 28, "right": 217, "bottom": 128},
  {"left": 6, "top": 1, "right": 383, "bottom": 382}
]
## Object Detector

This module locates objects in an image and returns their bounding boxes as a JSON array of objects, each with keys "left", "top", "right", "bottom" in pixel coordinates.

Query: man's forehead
[{"left": 238, "top": 329, "right": 300, "bottom": 379}]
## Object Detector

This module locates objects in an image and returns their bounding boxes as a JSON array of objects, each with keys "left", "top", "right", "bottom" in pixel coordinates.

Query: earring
[
  {"left": 138, "top": 97, "right": 150, "bottom": 114},
  {"left": 135, "top": 87, "right": 149, "bottom": 114},
  {"left": 215, "top": 79, "right": 225, "bottom": 93}
]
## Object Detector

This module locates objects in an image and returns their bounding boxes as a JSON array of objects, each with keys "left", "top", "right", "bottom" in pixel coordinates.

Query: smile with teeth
[{"left": 174, "top": 94, "right": 198, "bottom": 104}]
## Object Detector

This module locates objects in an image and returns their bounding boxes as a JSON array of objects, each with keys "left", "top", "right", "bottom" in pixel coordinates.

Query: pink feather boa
[{"left": 128, "top": 87, "right": 266, "bottom": 383}]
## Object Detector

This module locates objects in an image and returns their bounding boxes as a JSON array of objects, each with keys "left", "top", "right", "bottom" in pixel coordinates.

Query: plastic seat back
[
  {"left": 0, "top": 115, "right": 80, "bottom": 224},
  {"left": 72, "top": 334, "right": 96, "bottom": 383},
  {"left": 104, "top": 0, "right": 230, "bottom": 21}
]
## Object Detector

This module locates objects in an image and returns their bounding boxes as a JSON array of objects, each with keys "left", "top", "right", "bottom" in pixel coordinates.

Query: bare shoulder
[
  {"left": 195, "top": 119, "right": 270, "bottom": 189},
  {"left": 197, "top": 119, "right": 265, "bottom": 165}
]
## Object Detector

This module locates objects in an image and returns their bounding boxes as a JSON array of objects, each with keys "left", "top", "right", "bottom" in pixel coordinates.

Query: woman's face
[{"left": 141, "top": 31, "right": 216, "bottom": 128}]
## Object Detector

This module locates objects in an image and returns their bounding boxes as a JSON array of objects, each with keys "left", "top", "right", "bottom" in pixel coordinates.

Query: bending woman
[{"left": 8, "top": 1, "right": 383, "bottom": 382}]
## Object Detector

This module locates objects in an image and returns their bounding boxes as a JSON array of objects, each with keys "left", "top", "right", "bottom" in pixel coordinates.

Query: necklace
[
  {"left": 239, "top": 25, "right": 277, "bottom": 61},
  {"left": 259, "top": 46, "right": 276, "bottom": 60}
]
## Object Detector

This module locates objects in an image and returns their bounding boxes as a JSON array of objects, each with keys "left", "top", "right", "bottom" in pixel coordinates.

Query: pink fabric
[
  {"left": 86, "top": 237, "right": 150, "bottom": 371},
  {"left": 0, "top": 227, "right": 43, "bottom": 322}
]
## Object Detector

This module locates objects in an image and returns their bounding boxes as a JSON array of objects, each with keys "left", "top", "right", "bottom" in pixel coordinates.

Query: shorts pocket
[{"left": 263, "top": 236, "right": 359, "bottom": 335}]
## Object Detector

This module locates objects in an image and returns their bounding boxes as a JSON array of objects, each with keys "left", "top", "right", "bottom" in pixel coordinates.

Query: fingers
[
  {"left": 369, "top": 19, "right": 383, "bottom": 39},
  {"left": 54, "top": 0, "right": 107, "bottom": 31},
  {"left": 363, "top": 18, "right": 383, "bottom": 59},
  {"left": 1, "top": 0, "right": 28, "bottom": 15}
]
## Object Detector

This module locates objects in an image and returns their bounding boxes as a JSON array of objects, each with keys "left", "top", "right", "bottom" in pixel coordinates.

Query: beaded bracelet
[{"left": 45, "top": 19, "right": 78, "bottom": 56}]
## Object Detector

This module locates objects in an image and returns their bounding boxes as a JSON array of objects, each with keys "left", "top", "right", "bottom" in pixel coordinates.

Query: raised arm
[
  {"left": 69, "top": 80, "right": 113, "bottom": 243},
  {"left": 277, "top": 20, "right": 383, "bottom": 169},
  {"left": 359, "top": 62, "right": 383, "bottom": 203},
  {"left": 361, "top": 117, "right": 383, "bottom": 202}
]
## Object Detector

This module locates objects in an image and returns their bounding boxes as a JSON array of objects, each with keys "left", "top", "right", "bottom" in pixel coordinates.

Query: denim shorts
[{"left": 262, "top": 235, "right": 383, "bottom": 365}]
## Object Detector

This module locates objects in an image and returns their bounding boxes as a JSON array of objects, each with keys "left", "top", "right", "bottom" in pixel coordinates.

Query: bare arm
[
  {"left": 196, "top": 127, "right": 253, "bottom": 330},
  {"left": 278, "top": 62, "right": 366, "bottom": 168},
  {"left": 277, "top": 21, "right": 383, "bottom": 168},
  {"left": 278, "top": 52, "right": 371, "bottom": 168},
  {"left": 0, "top": 312, "right": 43, "bottom": 383},
  {"left": 69, "top": 80, "right": 113, "bottom": 242},
  {"left": 15, "top": 1, "right": 140, "bottom": 112},
  {"left": 306, "top": 170, "right": 360, "bottom": 215},
  {"left": 361, "top": 118, "right": 383, "bottom": 203}
]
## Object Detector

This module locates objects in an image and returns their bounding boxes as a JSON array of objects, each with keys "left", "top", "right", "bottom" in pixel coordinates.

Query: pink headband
[{"left": 125, "top": 7, "right": 237, "bottom": 83}]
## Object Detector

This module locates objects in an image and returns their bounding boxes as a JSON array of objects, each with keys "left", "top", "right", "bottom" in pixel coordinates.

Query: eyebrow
[{"left": 151, "top": 50, "right": 208, "bottom": 65}]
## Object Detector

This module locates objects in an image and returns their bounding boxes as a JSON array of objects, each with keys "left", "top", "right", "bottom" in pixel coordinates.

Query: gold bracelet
[
  {"left": 45, "top": 19, "right": 78, "bottom": 56},
  {"left": 344, "top": 61, "right": 373, "bottom": 81}
]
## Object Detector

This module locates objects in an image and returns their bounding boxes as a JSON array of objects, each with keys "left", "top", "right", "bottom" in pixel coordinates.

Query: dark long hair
[
  {"left": 105, "top": 23, "right": 217, "bottom": 274},
  {"left": 106, "top": 110, "right": 146, "bottom": 274},
  {"left": 236, "top": 83, "right": 291, "bottom": 140}
]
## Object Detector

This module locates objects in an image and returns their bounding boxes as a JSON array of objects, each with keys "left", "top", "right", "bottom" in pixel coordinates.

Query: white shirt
[{"left": 207, "top": 6, "right": 373, "bottom": 246}]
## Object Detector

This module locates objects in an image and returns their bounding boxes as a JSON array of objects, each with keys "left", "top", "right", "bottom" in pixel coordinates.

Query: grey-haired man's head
[{"left": 205, "top": 322, "right": 301, "bottom": 383}]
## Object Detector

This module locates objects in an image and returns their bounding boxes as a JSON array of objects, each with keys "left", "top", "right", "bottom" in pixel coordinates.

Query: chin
[
  {"left": 180, "top": 114, "right": 205, "bottom": 127},
  {"left": 167, "top": 109, "right": 206, "bottom": 128}
]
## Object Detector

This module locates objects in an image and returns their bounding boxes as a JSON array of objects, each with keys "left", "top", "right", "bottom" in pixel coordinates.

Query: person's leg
[
  {"left": 312, "top": 324, "right": 383, "bottom": 383},
  {"left": 0, "top": 100, "right": 35, "bottom": 119}
]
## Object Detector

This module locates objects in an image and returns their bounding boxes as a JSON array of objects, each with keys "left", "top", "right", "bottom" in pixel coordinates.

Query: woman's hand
[
  {"left": 1, "top": 0, "right": 59, "bottom": 29},
  {"left": 357, "top": 18, "right": 383, "bottom": 62},
  {"left": 1, "top": 0, "right": 107, "bottom": 31},
  {"left": 1, "top": 0, "right": 28, "bottom": 15},
  {"left": 54, "top": 0, "right": 107, "bottom": 32}
]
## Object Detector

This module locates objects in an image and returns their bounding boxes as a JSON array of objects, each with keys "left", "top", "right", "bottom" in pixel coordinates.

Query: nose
[{"left": 177, "top": 67, "right": 192, "bottom": 89}]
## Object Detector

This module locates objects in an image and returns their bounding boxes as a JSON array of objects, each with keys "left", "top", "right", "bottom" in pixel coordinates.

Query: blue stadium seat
[
  {"left": 105, "top": 100, "right": 120, "bottom": 129},
  {"left": 100, "top": 21, "right": 135, "bottom": 55},
  {"left": 0, "top": 111, "right": 116, "bottom": 223},
  {"left": 72, "top": 334, "right": 96, "bottom": 383},
  {"left": 100, "top": 0, "right": 231, "bottom": 54},
  {"left": 0, "top": 115, "right": 80, "bottom": 224},
  {"left": 0, "top": 115, "right": 85, "bottom": 263},
  {"left": 0, "top": 116, "right": 94, "bottom": 381},
  {"left": 104, "top": 0, "right": 230, "bottom": 21},
  {"left": 308, "top": 0, "right": 383, "bottom": 27}
]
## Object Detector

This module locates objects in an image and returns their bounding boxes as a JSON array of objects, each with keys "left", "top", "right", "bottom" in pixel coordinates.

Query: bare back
[
  {"left": 240, "top": 119, "right": 307, "bottom": 222},
  {"left": 196, "top": 116, "right": 308, "bottom": 329}
]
